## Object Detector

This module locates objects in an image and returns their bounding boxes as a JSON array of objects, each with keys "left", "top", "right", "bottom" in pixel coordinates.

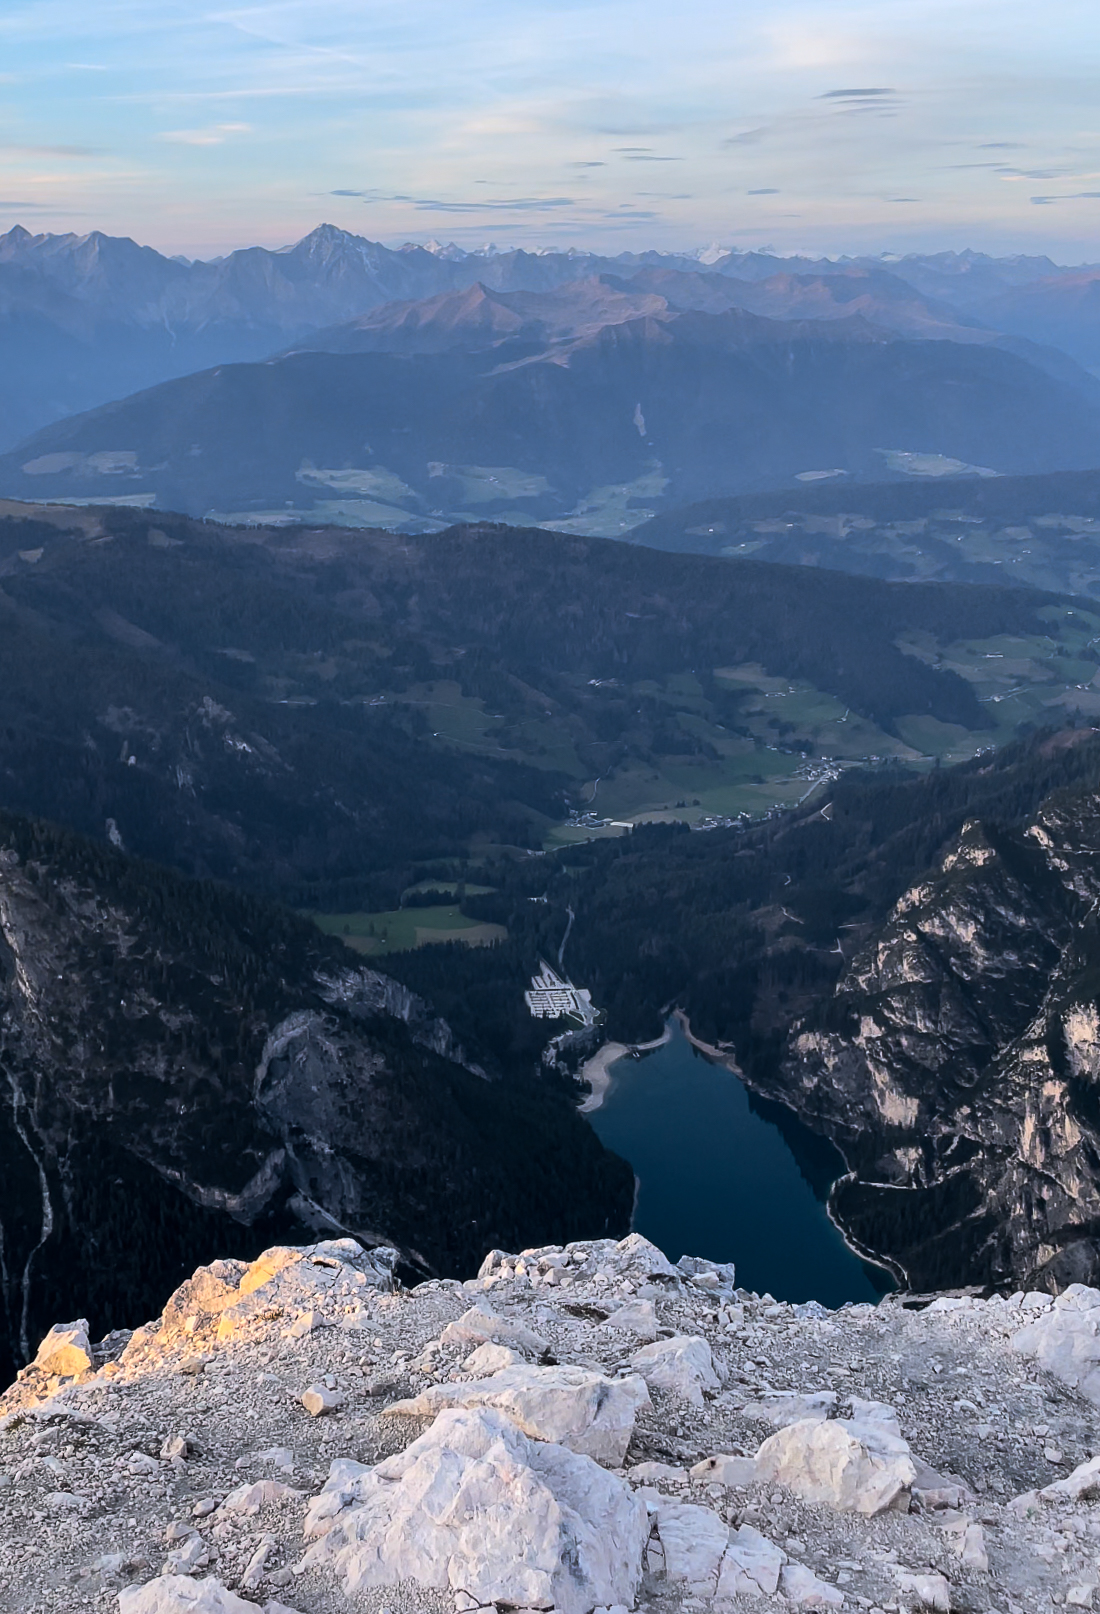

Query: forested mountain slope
[
  {"left": 0, "top": 809, "right": 632, "bottom": 1384},
  {"left": 0, "top": 502, "right": 1075, "bottom": 903},
  {"left": 4, "top": 310, "right": 1097, "bottom": 528},
  {"left": 636, "top": 469, "right": 1100, "bottom": 596}
]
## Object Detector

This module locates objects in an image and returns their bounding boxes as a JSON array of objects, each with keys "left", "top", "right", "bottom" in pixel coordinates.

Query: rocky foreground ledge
[{"left": 1, "top": 1237, "right": 1099, "bottom": 1614}]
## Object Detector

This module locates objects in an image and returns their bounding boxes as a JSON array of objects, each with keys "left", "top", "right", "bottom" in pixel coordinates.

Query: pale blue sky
[{"left": 2, "top": 0, "right": 1100, "bottom": 260}]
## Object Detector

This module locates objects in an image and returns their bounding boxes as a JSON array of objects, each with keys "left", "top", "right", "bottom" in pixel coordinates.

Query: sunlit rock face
[{"left": 780, "top": 795, "right": 1100, "bottom": 1293}]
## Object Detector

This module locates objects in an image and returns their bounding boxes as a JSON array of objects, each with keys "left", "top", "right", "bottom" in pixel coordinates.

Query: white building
[{"left": 524, "top": 960, "right": 598, "bottom": 1025}]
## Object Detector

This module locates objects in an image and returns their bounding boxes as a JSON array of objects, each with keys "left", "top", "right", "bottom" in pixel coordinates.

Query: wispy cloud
[
  {"left": 0, "top": 143, "right": 100, "bottom": 157},
  {"left": 333, "top": 189, "right": 576, "bottom": 212},
  {"left": 1, "top": 0, "right": 1099, "bottom": 257},
  {"left": 1031, "top": 192, "right": 1100, "bottom": 205},
  {"left": 819, "top": 87, "right": 896, "bottom": 100},
  {"left": 158, "top": 123, "right": 251, "bottom": 146}
]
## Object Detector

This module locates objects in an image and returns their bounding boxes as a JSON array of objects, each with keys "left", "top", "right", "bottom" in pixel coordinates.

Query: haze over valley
[{"left": 6, "top": 7, "right": 1100, "bottom": 1611}]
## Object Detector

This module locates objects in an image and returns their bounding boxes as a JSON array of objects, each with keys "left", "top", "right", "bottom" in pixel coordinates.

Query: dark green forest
[
  {"left": 0, "top": 505, "right": 1067, "bottom": 909},
  {"left": 0, "top": 809, "right": 633, "bottom": 1382}
]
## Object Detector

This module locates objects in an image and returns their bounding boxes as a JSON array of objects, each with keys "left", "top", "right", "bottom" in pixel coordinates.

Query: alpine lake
[{"left": 586, "top": 1022, "right": 893, "bottom": 1308}]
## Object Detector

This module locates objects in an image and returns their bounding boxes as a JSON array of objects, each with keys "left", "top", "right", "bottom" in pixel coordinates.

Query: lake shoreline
[
  {"left": 583, "top": 1011, "right": 897, "bottom": 1297},
  {"left": 675, "top": 1010, "right": 899, "bottom": 1293},
  {"left": 577, "top": 1023, "right": 673, "bottom": 1113}
]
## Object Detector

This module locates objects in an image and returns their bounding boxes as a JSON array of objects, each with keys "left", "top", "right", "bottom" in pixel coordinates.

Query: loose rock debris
[{"left": 0, "top": 1234, "right": 1098, "bottom": 1613}]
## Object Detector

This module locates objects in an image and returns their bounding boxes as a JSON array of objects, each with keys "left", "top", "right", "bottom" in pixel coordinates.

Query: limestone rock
[
  {"left": 301, "top": 1384, "right": 340, "bottom": 1417},
  {"left": 303, "top": 1458, "right": 374, "bottom": 1539},
  {"left": 163, "top": 1534, "right": 211, "bottom": 1575},
  {"left": 1040, "top": 1452, "right": 1100, "bottom": 1501},
  {"left": 958, "top": 1522, "right": 989, "bottom": 1573},
  {"left": 118, "top": 1576, "right": 282, "bottom": 1613},
  {"left": 676, "top": 1255, "right": 737, "bottom": 1298},
  {"left": 780, "top": 1561, "right": 846, "bottom": 1606},
  {"left": 629, "top": 1334, "right": 719, "bottom": 1406},
  {"left": 650, "top": 1501, "right": 786, "bottom": 1597},
  {"left": 612, "top": 1232, "right": 680, "bottom": 1281},
  {"left": 385, "top": 1362, "right": 650, "bottom": 1467},
  {"left": 154, "top": 1261, "right": 249, "bottom": 1345},
  {"left": 218, "top": 1479, "right": 303, "bottom": 1515},
  {"left": 33, "top": 1320, "right": 92, "bottom": 1378},
  {"left": 1012, "top": 1283, "right": 1100, "bottom": 1404},
  {"left": 298, "top": 1405, "right": 649, "bottom": 1614},
  {"left": 462, "top": 1341, "right": 523, "bottom": 1374},
  {"left": 602, "top": 1299, "right": 658, "bottom": 1341},
  {"left": 910, "top": 1457, "right": 974, "bottom": 1511},
  {"left": 718, "top": 1523, "right": 787, "bottom": 1597},
  {"left": 742, "top": 1389, "right": 837, "bottom": 1427},
  {"left": 440, "top": 1305, "right": 548, "bottom": 1358},
  {"left": 894, "top": 1568, "right": 953, "bottom": 1610},
  {"left": 754, "top": 1413, "right": 917, "bottom": 1515},
  {"left": 216, "top": 1241, "right": 395, "bottom": 1345},
  {"left": 653, "top": 1500, "right": 730, "bottom": 1589}
]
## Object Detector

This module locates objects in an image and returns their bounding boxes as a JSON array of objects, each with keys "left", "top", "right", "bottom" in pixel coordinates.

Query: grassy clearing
[
  {"left": 346, "top": 604, "right": 1100, "bottom": 854},
  {"left": 540, "top": 467, "right": 670, "bottom": 537},
  {"left": 310, "top": 904, "right": 507, "bottom": 956},
  {"left": 448, "top": 465, "right": 554, "bottom": 504}
]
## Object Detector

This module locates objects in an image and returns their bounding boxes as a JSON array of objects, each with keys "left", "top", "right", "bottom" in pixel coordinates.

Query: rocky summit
[{"left": 2, "top": 1235, "right": 1099, "bottom": 1614}]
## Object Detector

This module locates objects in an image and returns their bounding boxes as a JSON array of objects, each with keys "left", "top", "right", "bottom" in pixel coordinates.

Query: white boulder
[
  {"left": 440, "top": 1305, "right": 548, "bottom": 1358},
  {"left": 719, "top": 1524, "right": 787, "bottom": 1597},
  {"left": 652, "top": 1501, "right": 730, "bottom": 1589},
  {"left": 386, "top": 1362, "right": 650, "bottom": 1467},
  {"left": 297, "top": 1405, "right": 649, "bottom": 1614},
  {"left": 894, "top": 1568, "right": 953, "bottom": 1610},
  {"left": 649, "top": 1501, "right": 786, "bottom": 1597},
  {"left": 754, "top": 1413, "right": 917, "bottom": 1515},
  {"left": 217, "top": 1479, "right": 303, "bottom": 1516},
  {"left": 303, "top": 1458, "right": 374, "bottom": 1539},
  {"left": 118, "top": 1576, "right": 295, "bottom": 1613},
  {"left": 742, "top": 1390, "right": 837, "bottom": 1427},
  {"left": 1011, "top": 1284, "right": 1100, "bottom": 1406},
  {"left": 780, "top": 1561, "right": 846, "bottom": 1606},
  {"left": 301, "top": 1384, "right": 340, "bottom": 1417},
  {"left": 33, "top": 1320, "right": 92, "bottom": 1378},
  {"left": 629, "top": 1334, "right": 719, "bottom": 1406},
  {"left": 462, "top": 1341, "right": 523, "bottom": 1375},
  {"left": 602, "top": 1299, "right": 658, "bottom": 1341},
  {"left": 605, "top": 1232, "right": 680, "bottom": 1282},
  {"left": 1040, "top": 1452, "right": 1100, "bottom": 1502}
]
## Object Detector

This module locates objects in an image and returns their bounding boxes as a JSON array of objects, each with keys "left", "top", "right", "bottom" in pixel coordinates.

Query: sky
[{"left": 2, "top": 0, "right": 1100, "bottom": 261}]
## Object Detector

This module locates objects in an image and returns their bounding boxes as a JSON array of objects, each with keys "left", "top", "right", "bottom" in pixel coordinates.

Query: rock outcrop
[
  {"left": 2, "top": 1231, "right": 1100, "bottom": 1613},
  {"left": 779, "top": 794, "right": 1100, "bottom": 1292}
]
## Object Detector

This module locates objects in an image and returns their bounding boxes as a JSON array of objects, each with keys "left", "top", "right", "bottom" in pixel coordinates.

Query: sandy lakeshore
[{"left": 578, "top": 1024, "right": 673, "bottom": 1113}]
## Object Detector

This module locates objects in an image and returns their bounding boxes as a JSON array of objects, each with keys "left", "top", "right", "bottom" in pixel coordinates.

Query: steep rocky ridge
[
  {"left": 777, "top": 777, "right": 1100, "bottom": 1293},
  {"left": 1, "top": 1233, "right": 1099, "bottom": 1613},
  {"left": 0, "top": 811, "right": 632, "bottom": 1386}
]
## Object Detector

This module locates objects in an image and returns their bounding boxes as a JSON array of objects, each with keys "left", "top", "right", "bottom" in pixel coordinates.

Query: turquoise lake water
[{"left": 587, "top": 1023, "right": 892, "bottom": 1308}]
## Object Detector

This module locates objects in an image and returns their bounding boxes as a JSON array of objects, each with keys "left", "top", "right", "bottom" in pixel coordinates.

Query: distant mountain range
[
  {"left": 4, "top": 223, "right": 1100, "bottom": 526},
  {"left": 4, "top": 276, "right": 1100, "bottom": 529}
]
